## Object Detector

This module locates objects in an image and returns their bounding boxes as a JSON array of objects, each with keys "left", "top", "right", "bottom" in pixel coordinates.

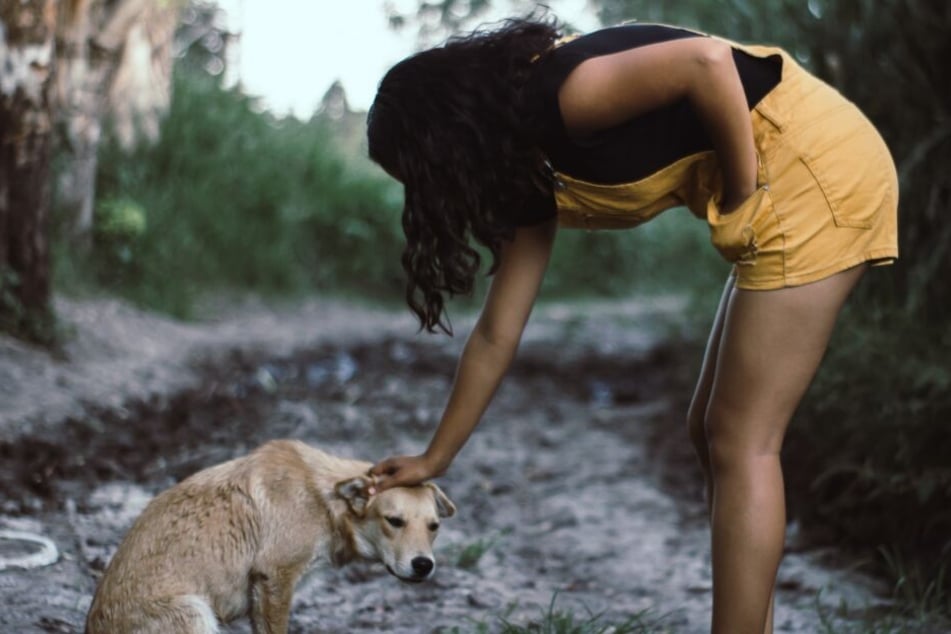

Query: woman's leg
[
  {"left": 687, "top": 272, "right": 777, "bottom": 633},
  {"left": 687, "top": 271, "right": 736, "bottom": 509},
  {"left": 705, "top": 265, "right": 866, "bottom": 634}
]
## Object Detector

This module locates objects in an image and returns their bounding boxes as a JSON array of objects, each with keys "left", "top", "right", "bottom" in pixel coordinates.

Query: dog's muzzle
[{"left": 386, "top": 556, "right": 435, "bottom": 583}]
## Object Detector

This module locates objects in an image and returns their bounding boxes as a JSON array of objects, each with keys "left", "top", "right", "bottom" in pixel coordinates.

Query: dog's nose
[{"left": 411, "top": 557, "right": 434, "bottom": 576}]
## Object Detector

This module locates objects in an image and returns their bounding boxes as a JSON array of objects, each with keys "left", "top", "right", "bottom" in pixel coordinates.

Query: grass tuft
[{"left": 440, "top": 593, "right": 670, "bottom": 634}]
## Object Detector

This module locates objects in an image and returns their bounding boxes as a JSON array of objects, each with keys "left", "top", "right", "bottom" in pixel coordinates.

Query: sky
[{"left": 215, "top": 0, "right": 601, "bottom": 117}]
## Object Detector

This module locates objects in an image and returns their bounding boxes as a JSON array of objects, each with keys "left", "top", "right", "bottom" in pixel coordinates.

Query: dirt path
[{"left": 0, "top": 296, "right": 893, "bottom": 632}]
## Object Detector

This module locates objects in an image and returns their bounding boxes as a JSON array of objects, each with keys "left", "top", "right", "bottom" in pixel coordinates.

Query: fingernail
[{"left": 367, "top": 487, "right": 376, "bottom": 496}]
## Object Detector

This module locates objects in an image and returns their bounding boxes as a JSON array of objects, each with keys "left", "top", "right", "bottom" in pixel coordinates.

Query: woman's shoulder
[
  {"left": 532, "top": 23, "right": 704, "bottom": 92},
  {"left": 556, "top": 23, "right": 704, "bottom": 58}
]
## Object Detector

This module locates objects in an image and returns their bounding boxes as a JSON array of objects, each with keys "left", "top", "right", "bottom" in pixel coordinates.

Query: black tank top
[{"left": 514, "top": 23, "right": 782, "bottom": 226}]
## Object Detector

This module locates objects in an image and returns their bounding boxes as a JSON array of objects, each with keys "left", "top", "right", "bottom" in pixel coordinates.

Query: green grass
[
  {"left": 440, "top": 594, "right": 670, "bottom": 634},
  {"left": 814, "top": 587, "right": 951, "bottom": 634},
  {"left": 879, "top": 548, "right": 950, "bottom": 623},
  {"left": 784, "top": 303, "right": 951, "bottom": 625},
  {"left": 437, "top": 588, "right": 949, "bottom": 634},
  {"left": 447, "top": 535, "right": 500, "bottom": 571}
]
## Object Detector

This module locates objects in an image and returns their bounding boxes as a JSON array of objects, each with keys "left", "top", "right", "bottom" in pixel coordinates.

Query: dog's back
[{"left": 86, "top": 440, "right": 368, "bottom": 633}]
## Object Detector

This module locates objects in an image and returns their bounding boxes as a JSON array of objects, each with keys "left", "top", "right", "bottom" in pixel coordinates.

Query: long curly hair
[{"left": 367, "top": 16, "right": 560, "bottom": 334}]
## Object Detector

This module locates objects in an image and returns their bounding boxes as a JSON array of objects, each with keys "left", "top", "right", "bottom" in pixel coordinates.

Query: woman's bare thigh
[{"left": 705, "top": 264, "right": 867, "bottom": 456}]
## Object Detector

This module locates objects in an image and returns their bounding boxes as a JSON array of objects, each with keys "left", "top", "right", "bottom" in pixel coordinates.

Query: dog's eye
[
  {"left": 428, "top": 522, "right": 440, "bottom": 532},
  {"left": 385, "top": 516, "right": 405, "bottom": 528}
]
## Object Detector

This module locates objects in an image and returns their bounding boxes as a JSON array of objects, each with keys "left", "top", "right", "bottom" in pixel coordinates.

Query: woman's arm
[
  {"left": 370, "top": 218, "right": 557, "bottom": 491},
  {"left": 557, "top": 36, "right": 758, "bottom": 210}
]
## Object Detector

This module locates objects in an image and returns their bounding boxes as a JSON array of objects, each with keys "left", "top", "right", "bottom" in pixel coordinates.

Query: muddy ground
[{"left": 0, "top": 298, "right": 908, "bottom": 633}]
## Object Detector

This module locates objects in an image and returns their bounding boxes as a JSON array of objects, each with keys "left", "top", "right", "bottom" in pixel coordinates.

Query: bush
[
  {"left": 785, "top": 306, "right": 951, "bottom": 613},
  {"left": 81, "top": 69, "right": 406, "bottom": 316},
  {"left": 545, "top": 207, "right": 728, "bottom": 299}
]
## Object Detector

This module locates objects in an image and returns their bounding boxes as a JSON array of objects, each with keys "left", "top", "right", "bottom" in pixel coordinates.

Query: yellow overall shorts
[{"left": 550, "top": 37, "right": 899, "bottom": 290}]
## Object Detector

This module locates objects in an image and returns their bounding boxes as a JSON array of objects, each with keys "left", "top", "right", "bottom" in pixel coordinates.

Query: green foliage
[
  {"left": 441, "top": 594, "right": 667, "bottom": 633},
  {"left": 73, "top": 60, "right": 726, "bottom": 318},
  {"left": 880, "top": 547, "right": 949, "bottom": 620},
  {"left": 0, "top": 267, "right": 24, "bottom": 330},
  {"left": 95, "top": 197, "right": 148, "bottom": 241},
  {"left": 545, "top": 208, "right": 728, "bottom": 299},
  {"left": 495, "top": 595, "right": 665, "bottom": 634},
  {"left": 595, "top": 0, "right": 793, "bottom": 42},
  {"left": 90, "top": 197, "right": 148, "bottom": 284},
  {"left": 0, "top": 266, "right": 59, "bottom": 346},
  {"left": 447, "top": 535, "right": 499, "bottom": 570},
  {"left": 785, "top": 307, "right": 951, "bottom": 618},
  {"left": 815, "top": 583, "right": 949, "bottom": 634},
  {"left": 81, "top": 68, "right": 404, "bottom": 315}
]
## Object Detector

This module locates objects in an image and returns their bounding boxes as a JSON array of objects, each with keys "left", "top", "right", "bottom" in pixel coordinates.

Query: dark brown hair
[{"left": 367, "top": 16, "right": 560, "bottom": 334}]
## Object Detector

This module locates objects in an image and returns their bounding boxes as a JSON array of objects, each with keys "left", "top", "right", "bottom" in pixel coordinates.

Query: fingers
[
  {"left": 368, "top": 459, "right": 394, "bottom": 478},
  {"left": 367, "top": 455, "right": 430, "bottom": 493},
  {"left": 367, "top": 456, "right": 405, "bottom": 494},
  {"left": 369, "top": 457, "right": 404, "bottom": 481}
]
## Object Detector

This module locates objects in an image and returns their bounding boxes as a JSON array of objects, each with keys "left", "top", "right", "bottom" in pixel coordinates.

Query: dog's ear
[
  {"left": 425, "top": 482, "right": 456, "bottom": 519},
  {"left": 334, "top": 476, "right": 372, "bottom": 516}
]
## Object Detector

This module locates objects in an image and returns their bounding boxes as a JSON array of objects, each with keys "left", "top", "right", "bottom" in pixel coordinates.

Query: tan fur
[{"left": 85, "top": 440, "right": 455, "bottom": 634}]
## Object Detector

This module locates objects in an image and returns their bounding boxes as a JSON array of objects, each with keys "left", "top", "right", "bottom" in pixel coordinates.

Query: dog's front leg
[{"left": 248, "top": 566, "right": 305, "bottom": 634}]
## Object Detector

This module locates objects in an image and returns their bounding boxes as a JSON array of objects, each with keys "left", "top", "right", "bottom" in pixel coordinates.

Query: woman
[{"left": 365, "top": 15, "right": 898, "bottom": 634}]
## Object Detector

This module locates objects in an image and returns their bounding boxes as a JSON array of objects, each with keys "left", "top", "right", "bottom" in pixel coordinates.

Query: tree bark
[
  {"left": 53, "top": 0, "right": 178, "bottom": 242},
  {"left": 0, "top": 0, "right": 57, "bottom": 332}
]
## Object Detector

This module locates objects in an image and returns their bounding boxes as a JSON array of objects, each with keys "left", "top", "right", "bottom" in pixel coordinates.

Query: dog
[{"left": 85, "top": 439, "right": 455, "bottom": 634}]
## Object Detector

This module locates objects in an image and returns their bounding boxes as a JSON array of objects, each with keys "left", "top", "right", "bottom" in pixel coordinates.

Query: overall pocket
[
  {"left": 796, "top": 104, "right": 892, "bottom": 230},
  {"left": 706, "top": 185, "right": 774, "bottom": 266},
  {"left": 706, "top": 151, "right": 773, "bottom": 265}
]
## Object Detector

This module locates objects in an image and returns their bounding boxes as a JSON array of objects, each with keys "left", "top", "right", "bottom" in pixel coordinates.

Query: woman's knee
[
  {"left": 686, "top": 400, "right": 708, "bottom": 454},
  {"left": 703, "top": 404, "right": 786, "bottom": 473}
]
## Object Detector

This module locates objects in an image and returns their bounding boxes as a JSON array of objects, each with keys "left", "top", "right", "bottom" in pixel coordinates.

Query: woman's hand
[{"left": 368, "top": 454, "right": 442, "bottom": 494}]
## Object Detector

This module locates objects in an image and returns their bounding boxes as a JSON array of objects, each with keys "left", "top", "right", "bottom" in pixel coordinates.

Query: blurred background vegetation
[
  {"left": 2, "top": 0, "right": 947, "bottom": 623},
  {"left": 63, "top": 0, "right": 727, "bottom": 316}
]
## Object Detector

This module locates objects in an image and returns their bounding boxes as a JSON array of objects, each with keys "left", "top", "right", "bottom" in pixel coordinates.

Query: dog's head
[{"left": 334, "top": 476, "right": 455, "bottom": 583}]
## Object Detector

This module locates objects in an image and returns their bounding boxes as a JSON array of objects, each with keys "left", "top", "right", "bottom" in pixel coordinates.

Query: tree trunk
[
  {"left": 54, "top": 0, "right": 178, "bottom": 242},
  {"left": 0, "top": 0, "right": 57, "bottom": 336},
  {"left": 53, "top": 0, "right": 102, "bottom": 245}
]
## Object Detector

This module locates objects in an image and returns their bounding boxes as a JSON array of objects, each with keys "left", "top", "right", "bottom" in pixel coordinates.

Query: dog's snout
[{"left": 411, "top": 556, "right": 434, "bottom": 576}]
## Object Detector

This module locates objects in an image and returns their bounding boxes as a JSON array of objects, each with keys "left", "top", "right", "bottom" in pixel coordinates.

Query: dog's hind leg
[
  {"left": 140, "top": 595, "right": 220, "bottom": 634},
  {"left": 248, "top": 564, "right": 307, "bottom": 634},
  {"left": 173, "top": 595, "right": 221, "bottom": 634},
  {"left": 87, "top": 595, "right": 220, "bottom": 634}
]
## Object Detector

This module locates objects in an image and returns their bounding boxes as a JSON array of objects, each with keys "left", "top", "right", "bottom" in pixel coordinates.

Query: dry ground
[{"left": 0, "top": 296, "right": 895, "bottom": 633}]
